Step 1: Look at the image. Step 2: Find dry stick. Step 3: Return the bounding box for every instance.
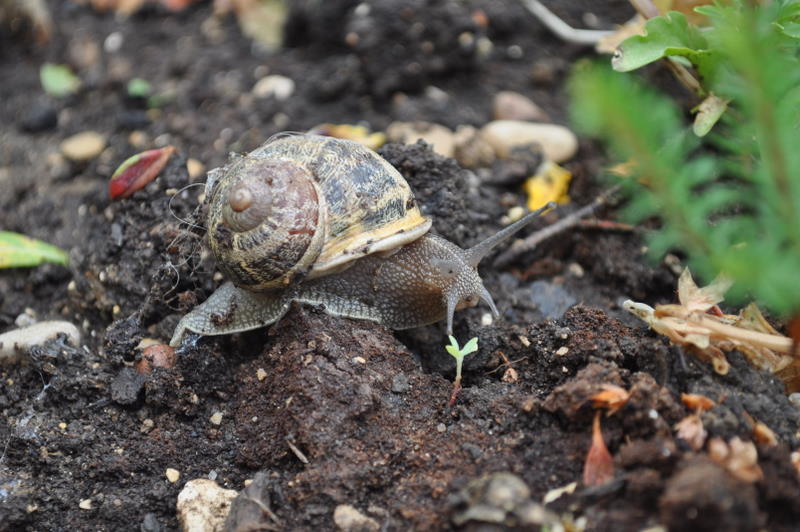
[520,0,613,45]
[493,188,619,269]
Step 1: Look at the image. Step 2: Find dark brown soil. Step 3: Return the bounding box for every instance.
[1,1,799,531]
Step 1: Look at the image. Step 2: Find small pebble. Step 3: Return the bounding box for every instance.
[391,374,410,393]
[20,104,58,133]
[177,479,237,532]
[141,419,154,433]
[453,124,495,168]
[333,504,380,532]
[789,393,800,407]
[186,158,206,180]
[567,262,585,278]
[166,468,181,483]
[437,423,447,433]
[493,91,549,122]
[555,346,569,356]
[210,412,223,425]
[14,309,37,328]
[79,499,93,510]
[252,75,295,101]
[481,313,493,326]
[140,513,162,532]
[60,131,106,162]
[480,120,578,163]
[104,32,123,53]
[256,368,267,381]
[0,321,80,363]
[386,121,455,158]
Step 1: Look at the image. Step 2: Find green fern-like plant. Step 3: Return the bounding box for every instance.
[569,1,800,315]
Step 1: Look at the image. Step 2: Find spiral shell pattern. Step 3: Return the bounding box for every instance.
[206,135,431,291]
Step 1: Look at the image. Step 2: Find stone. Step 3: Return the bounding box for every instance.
[480,120,578,163]
[333,504,380,532]
[60,131,106,162]
[386,121,455,158]
[492,91,549,122]
[177,479,237,532]
[252,75,295,101]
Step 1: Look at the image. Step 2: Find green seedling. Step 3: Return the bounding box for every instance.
[446,335,478,406]
[0,231,68,268]
[40,63,80,98]
[127,78,152,98]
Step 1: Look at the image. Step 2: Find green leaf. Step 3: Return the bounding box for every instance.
[0,231,69,268]
[40,63,80,97]
[127,78,152,98]
[445,335,461,358]
[612,12,718,81]
[461,337,479,356]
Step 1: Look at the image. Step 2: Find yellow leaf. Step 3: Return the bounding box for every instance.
[523,161,571,211]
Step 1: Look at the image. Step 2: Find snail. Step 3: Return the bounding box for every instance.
[169,135,550,347]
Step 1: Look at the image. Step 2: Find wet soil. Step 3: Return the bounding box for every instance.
[1,1,799,531]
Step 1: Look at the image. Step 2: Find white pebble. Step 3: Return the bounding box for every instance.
[104,32,123,53]
[480,120,578,163]
[386,121,455,158]
[177,479,237,532]
[333,504,380,532]
[0,321,80,363]
[252,75,295,101]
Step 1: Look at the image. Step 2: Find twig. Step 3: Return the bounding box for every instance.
[493,187,619,268]
[285,438,309,464]
[520,0,614,45]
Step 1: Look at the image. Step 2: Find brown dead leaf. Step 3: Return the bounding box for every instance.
[583,412,614,487]
[777,358,800,394]
[680,393,715,412]
[590,384,630,415]
[625,269,797,387]
[595,15,646,54]
[675,413,706,451]
[677,268,732,314]
[752,421,778,447]
[707,437,763,483]
[653,0,714,26]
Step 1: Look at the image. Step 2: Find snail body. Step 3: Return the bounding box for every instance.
[170,135,547,347]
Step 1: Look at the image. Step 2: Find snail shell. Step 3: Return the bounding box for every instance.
[207,135,432,292]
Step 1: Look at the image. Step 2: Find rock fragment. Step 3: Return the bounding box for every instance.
[177,479,237,532]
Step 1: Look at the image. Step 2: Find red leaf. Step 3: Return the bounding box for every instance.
[109,146,176,200]
[583,411,614,486]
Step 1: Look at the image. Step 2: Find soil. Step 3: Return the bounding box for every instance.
[1,1,799,531]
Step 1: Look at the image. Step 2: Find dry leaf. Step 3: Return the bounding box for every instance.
[590,384,630,415]
[523,161,571,211]
[653,0,713,26]
[680,393,715,412]
[676,268,732,314]
[752,421,778,447]
[308,124,386,151]
[675,413,706,450]
[625,269,796,385]
[595,15,646,54]
[542,481,577,504]
[707,437,763,483]
[583,412,614,486]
